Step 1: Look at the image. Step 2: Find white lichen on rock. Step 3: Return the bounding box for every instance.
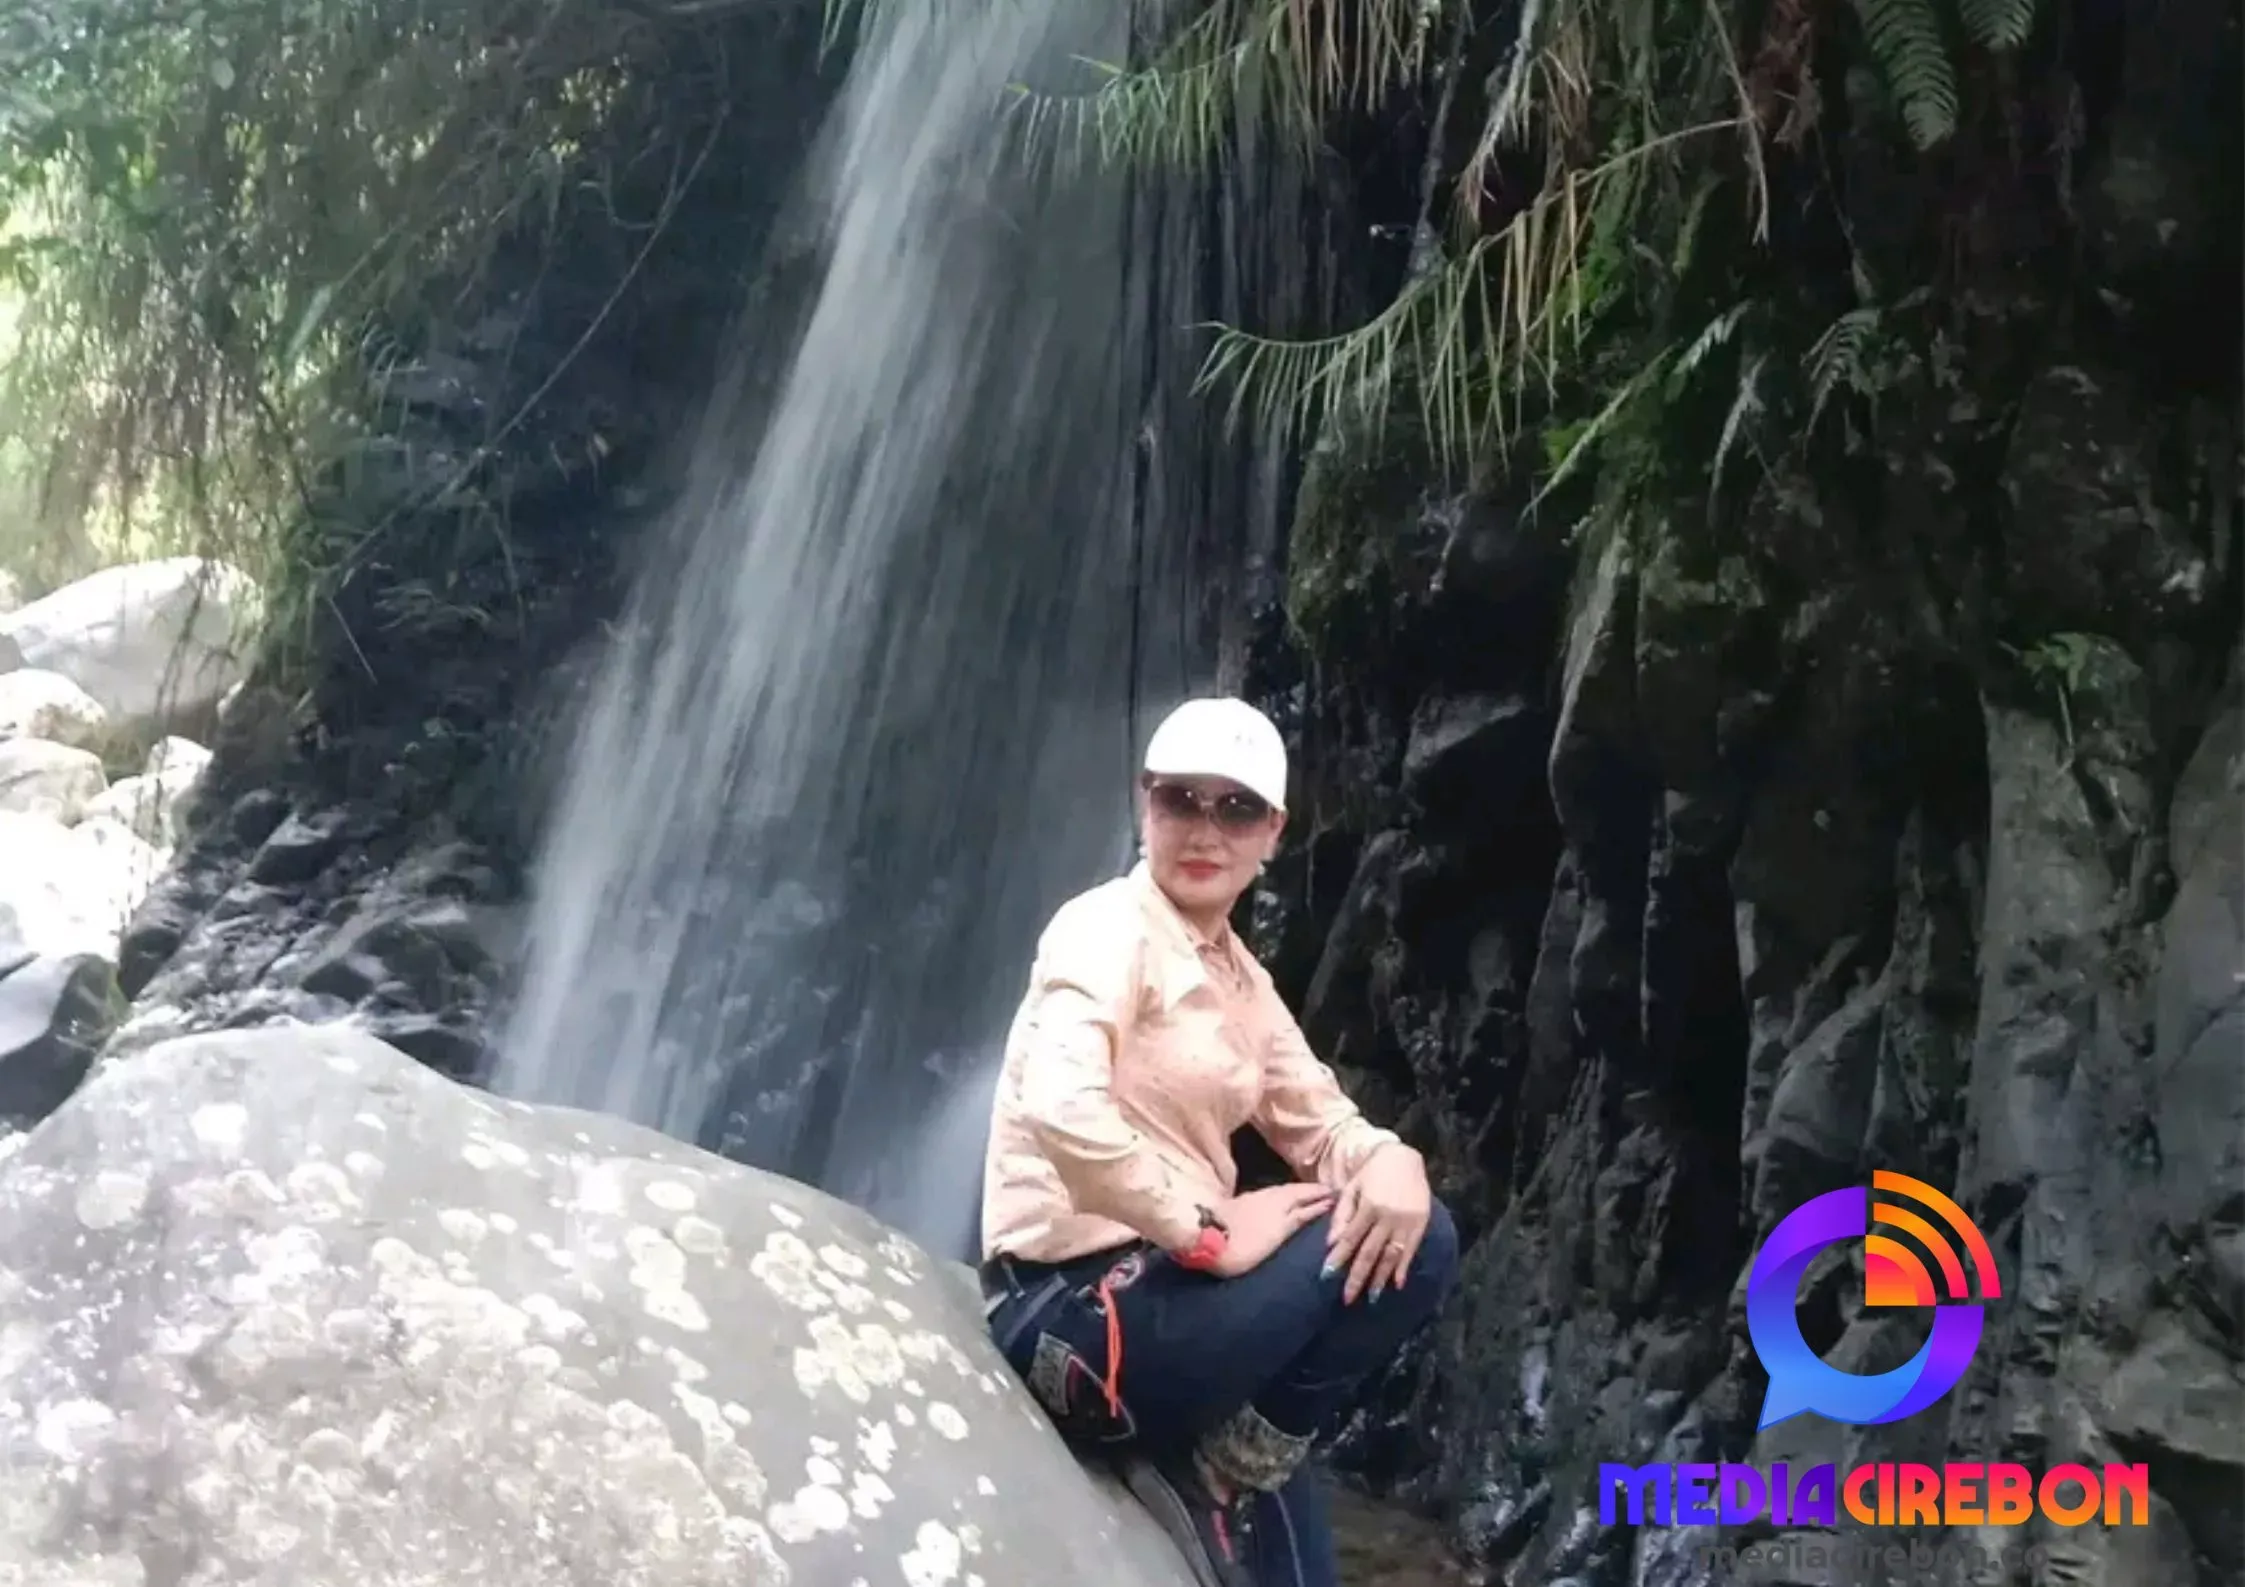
[901,1518,965,1587]
[71,1170,147,1230]
[858,1417,898,1472]
[190,1101,247,1151]
[645,1178,699,1214]
[673,1214,728,1257]
[751,1230,832,1313]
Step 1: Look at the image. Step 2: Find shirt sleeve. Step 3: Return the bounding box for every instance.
[1253,992,1403,1189]
[1011,905,1209,1252]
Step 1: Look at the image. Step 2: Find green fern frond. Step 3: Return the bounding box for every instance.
[1852,0,1959,148]
[1709,350,1766,507]
[1527,345,1673,514]
[1527,298,1755,523]
[1957,0,2040,50]
[1668,300,1750,389]
[1803,284,1931,432]
[1806,305,1882,429]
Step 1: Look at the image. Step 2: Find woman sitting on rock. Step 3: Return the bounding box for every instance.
[978,695,1460,1587]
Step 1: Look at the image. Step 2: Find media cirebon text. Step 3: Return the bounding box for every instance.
[1599,1460,2150,1529]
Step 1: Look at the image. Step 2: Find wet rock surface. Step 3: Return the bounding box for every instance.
[111,823,520,1084]
[0,911,115,1133]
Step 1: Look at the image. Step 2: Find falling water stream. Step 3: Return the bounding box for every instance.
[490,0,1304,1259]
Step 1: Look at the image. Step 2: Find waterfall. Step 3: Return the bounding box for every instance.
[489,0,1306,1260]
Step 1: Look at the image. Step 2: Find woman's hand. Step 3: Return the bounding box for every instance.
[1325,1144,1431,1303]
[1206,1183,1335,1277]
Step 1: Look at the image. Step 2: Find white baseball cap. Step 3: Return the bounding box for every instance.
[1141,696,1288,812]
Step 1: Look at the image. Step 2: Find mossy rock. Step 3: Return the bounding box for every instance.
[1284,411,1446,660]
[1636,516,1767,642]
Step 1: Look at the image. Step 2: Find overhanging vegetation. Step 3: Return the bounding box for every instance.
[0,0,818,672]
[978,0,2234,671]
[4,0,2234,692]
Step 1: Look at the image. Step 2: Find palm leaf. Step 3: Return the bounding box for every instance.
[1006,0,1438,177]
[1197,118,1737,475]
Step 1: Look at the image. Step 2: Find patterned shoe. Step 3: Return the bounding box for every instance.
[1119,1449,1254,1587]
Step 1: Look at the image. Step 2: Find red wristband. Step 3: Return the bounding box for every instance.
[1174,1225,1226,1270]
[1173,1208,1228,1271]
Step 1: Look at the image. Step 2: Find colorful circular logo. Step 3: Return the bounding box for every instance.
[1745,1170,2001,1429]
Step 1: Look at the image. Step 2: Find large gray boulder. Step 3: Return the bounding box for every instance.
[0,669,107,751]
[0,557,256,732]
[0,1024,1198,1586]
[0,809,167,963]
[0,738,106,824]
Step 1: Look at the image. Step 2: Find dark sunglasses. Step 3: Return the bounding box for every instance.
[1146,781,1272,831]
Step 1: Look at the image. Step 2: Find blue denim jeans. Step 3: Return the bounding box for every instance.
[985,1199,1461,1587]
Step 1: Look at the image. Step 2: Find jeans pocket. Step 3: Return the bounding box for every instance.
[1024,1327,1137,1446]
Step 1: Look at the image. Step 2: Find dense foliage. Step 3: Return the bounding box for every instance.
[2,0,2234,694]
[983,0,2236,681]
[0,0,816,667]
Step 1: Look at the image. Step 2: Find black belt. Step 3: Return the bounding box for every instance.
[978,1242,1138,1316]
[978,1254,1072,1356]
[979,1244,1120,1297]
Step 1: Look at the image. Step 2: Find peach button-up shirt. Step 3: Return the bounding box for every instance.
[979,862,1401,1264]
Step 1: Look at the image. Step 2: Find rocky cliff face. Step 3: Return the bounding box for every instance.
[1248,0,2244,1577]
[1259,537,2239,1581]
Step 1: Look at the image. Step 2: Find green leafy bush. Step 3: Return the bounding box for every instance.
[0,0,769,658]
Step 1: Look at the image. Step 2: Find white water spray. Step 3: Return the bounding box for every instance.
[491,0,1307,1260]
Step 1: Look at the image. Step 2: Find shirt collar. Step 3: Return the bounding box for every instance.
[1129,860,1247,1001]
